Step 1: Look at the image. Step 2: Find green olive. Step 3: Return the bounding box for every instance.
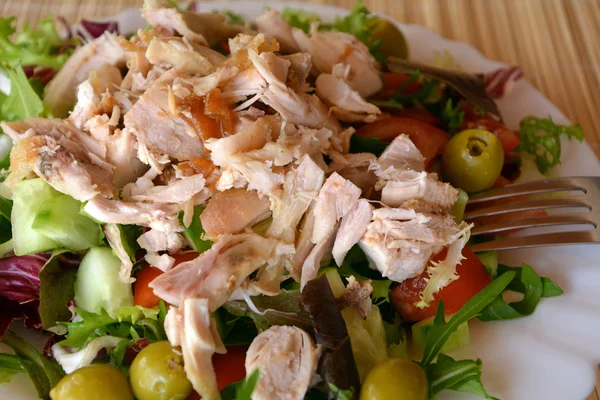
[360,358,428,400]
[369,19,409,59]
[49,364,133,400]
[129,341,193,400]
[442,129,504,193]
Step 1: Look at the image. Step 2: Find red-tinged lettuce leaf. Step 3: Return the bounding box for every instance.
[0,254,49,303]
[483,66,524,99]
[300,276,360,399]
[76,19,119,41]
[0,298,42,338]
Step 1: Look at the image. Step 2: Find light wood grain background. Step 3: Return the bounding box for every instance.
[2,0,600,398]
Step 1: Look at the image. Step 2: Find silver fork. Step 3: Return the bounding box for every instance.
[464,176,600,252]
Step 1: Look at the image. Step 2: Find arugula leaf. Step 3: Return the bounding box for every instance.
[327,382,355,400]
[420,270,516,365]
[1,64,44,121]
[213,308,259,346]
[38,250,78,329]
[478,264,563,321]
[425,354,498,399]
[475,251,498,279]
[441,98,464,135]
[0,330,64,399]
[221,369,260,400]
[0,353,25,384]
[349,134,389,157]
[0,17,72,70]
[519,115,584,174]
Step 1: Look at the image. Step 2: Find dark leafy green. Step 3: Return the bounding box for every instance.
[38,251,78,329]
[0,330,64,399]
[519,116,584,174]
[478,264,563,321]
[0,353,25,384]
[221,369,259,400]
[425,354,497,400]
[419,270,516,365]
[214,308,259,346]
[349,135,389,157]
[441,98,464,135]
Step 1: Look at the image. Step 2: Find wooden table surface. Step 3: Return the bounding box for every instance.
[2,0,600,398]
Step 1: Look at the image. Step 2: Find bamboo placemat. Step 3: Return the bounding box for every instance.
[2,0,600,398]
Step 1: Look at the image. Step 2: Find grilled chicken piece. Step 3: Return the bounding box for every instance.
[328,152,377,196]
[255,10,300,54]
[300,220,338,289]
[83,196,181,226]
[375,134,425,176]
[245,326,320,400]
[69,65,123,129]
[337,276,373,318]
[124,83,205,162]
[44,33,126,117]
[145,36,226,75]
[247,49,340,131]
[200,188,271,239]
[176,64,240,98]
[359,208,467,282]
[311,173,362,244]
[137,228,186,254]
[142,0,244,46]
[106,128,148,188]
[165,298,225,400]
[150,233,279,308]
[316,64,381,123]
[131,174,205,203]
[292,29,383,98]
[332,199,374,266]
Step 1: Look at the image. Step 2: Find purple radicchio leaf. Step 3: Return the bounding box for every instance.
[0,254,50,303]
[76,19,119,42]
[484,66,524,99]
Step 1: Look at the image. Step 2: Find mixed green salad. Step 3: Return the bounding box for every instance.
[0,1,585,400]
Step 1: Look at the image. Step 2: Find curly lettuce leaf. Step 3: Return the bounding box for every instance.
[53,335,125,374]
[415,224,471,308]
[281,8,322,33]
[519,115,584,174]
[1,63,44,121]
[0,16,72,70]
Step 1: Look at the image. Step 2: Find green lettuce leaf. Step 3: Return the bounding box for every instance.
[425,354,497,400]
[0,16,72,69]
[281,8,322,33]
[349,134,389,157]
[1,63,44,121]
[519,115,584,174]
[38,251,78,329]
[221,369,260,400]
[0,353,25,384]
[441,98,464,135]
[478,264,563,321]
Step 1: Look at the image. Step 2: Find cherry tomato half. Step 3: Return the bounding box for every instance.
[391,247,491,322]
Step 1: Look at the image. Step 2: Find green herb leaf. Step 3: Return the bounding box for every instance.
[420,270,516,365]
[478,264,563,321]
[221,369,260,400]
[327,382,355,400]
[425,354,498,399]
[0,330,64,399]
[0,353,25,384]
[281,8,322,33]
[519,115,584,174]
[1,64,44,121]
[349,135,389,157]
[441,98,464,135]
[38,250,78,329]
[180,205,213,253]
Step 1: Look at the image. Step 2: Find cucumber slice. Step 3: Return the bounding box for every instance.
[412,314,471,356]
[74,247,134,317]
[318,267,346,298]
[32,194,101,251]
[11,178,60,255]
[179,205,212,253]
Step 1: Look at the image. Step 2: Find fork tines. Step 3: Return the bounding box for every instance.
[464,176,600,252]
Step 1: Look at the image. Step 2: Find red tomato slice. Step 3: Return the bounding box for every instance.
[356,117,450,166]
[378,72,421,99]
[391,247,491,322]
[392,107,442,127]
[213,346,248,391]
[133,266,163,308]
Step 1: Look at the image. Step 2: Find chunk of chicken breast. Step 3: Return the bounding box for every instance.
[150,233,279,308]
[200,188,271,239]
[245,326,320,400]
[359,208,469,282]
[124,83,205,161]
[375,134,425,176]
[44,33,126,117]
[332,199,374,266]
[292,29,382,98]
[83,196,181,226]
[328,152,377,196]
[255,10,300,54]
[145,36,226,75]
[131,174,206,203]
[165,298,225,400]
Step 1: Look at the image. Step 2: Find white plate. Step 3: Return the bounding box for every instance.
[3,2,600,399]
